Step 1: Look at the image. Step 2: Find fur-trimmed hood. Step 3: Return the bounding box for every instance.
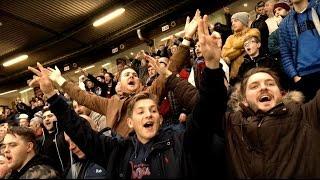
[227,89,305,112]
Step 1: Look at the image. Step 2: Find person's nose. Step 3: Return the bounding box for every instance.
[144,110,152,118]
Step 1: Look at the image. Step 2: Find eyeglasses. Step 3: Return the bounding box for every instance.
[243,40,258,47]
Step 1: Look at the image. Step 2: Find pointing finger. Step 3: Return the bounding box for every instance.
[28,66,42,77]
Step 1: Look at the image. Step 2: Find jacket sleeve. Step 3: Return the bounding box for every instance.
[61,81,109,115]
[148,44,190,96]
[146,74,166,101]
[278,21,298,79]
[221,36,243,63]
[87,73,107,89]
[168,45,191,74]
[47,94,121,168]
[225,13,232,30]
[301,89,320,127]
[190,67,227,137]
[183,67,228,177]
[166,74,199,112]
[268,30,280,56]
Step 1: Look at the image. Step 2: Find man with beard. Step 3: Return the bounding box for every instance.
[26,19,229,177]
[165,14,320,178]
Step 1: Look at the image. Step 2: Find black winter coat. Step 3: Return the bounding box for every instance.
[47,68,228,178]
[8,155,59,179]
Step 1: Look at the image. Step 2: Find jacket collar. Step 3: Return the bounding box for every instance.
[9,155,48,178]
[234,27,250,37]
[129,127,174,161]
[240,102,288,118]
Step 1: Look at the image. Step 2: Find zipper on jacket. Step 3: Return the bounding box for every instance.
[257,118,264,127]
[144,138,171,163]
[54,121,65,172]
[257,117,265,176]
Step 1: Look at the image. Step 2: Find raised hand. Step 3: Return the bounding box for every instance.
[46,66,62,82]
[144,54,172,78]
[184,9,201,39]
[197,15,221,69]
[224,7,230,14]
[28,63,55,96]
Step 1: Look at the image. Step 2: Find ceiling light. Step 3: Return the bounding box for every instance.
[3,54,28,67]
[243,3,248,7]
[102,63,110,67]
[0,90,18,96]
[19,88,33,94]
[93,8,125,27]
[75,65,95,73]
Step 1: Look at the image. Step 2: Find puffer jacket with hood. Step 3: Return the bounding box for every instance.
[166,66,320,178]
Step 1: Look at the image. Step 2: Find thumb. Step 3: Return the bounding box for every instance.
[185,16,190,26]
[55,66,60,73]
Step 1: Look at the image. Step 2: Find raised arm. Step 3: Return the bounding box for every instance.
[168,9,200,74]
[184,15,228,178]
[302,89,320,127]
[47,94,117,167]
[45,65,110,115]
[87,73,107,89]
[28,63,119,168]
[190,14,227,133]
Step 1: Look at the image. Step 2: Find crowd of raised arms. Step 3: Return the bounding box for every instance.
[0,0,320,178]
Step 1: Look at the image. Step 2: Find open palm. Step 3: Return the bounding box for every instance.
[198,15,221,69]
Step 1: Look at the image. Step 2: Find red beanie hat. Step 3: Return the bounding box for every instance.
[273,1,291,14]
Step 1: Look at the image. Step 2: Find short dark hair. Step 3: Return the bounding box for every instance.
[116,58,127,65]
[126,92,158,117]
[240,67,282,98]
[42,106,50,114]
[256,1,265,8]
[6,126,36,150]
[96,75,105,80]
[105,72,114,80]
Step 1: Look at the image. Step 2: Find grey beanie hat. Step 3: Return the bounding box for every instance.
[231,12,250,26]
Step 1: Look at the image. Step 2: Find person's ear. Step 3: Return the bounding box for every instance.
[127,117,134,129]
[242,98,249,107]
[257,42,261,49]
[159,115,163,125]
[26,142,34,153]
